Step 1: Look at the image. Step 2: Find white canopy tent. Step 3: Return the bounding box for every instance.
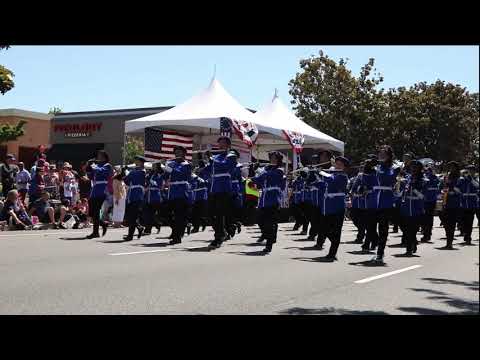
[124,78,343,166]
[252,91,344,153]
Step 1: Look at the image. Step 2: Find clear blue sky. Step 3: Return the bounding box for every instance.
[1,46,478,113]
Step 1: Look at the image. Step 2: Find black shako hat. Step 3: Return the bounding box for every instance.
[173,145,187,153]
[335,156,350,166]
[134,155,147,163]
[268,151,284,161]
[217,136,232,145]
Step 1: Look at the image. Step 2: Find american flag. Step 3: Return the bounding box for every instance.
[219,117,233,138]
[144,128,193,161]
[230,118,258,147]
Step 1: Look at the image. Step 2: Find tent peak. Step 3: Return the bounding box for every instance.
[273,88,279,101]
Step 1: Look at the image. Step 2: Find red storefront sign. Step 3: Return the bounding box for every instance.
[54,123,103,133]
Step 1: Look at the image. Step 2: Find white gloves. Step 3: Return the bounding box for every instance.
[164,164,173,173]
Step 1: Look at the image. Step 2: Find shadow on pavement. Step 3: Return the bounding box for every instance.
[348,260,387,267]
[278,307,389,315]
[184,246,213,252]
[392,253,421,258]
[456,242,478,247]
[99,239,134,244]
[434,247,460,251]
[400,278,480,314]
[60,236,89,240]
[291,256,336,263]
[293,238,314,242]
[347,250,375,255]
[134,242,170,247]
[285,233,307,237]
[343,240,364,245]
[388,243,406,248]
[284,246,323,251]
[228,250,267,256]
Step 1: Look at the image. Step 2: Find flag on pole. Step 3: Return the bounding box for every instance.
[283,130,305,154]
[144,128,193,161]
[230,118,258,147]
[219,117,233,138]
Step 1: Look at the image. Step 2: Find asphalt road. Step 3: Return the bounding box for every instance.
[0,218,478,315]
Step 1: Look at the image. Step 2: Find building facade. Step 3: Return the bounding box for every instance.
[0,109,52,168]
[49,106,173,169]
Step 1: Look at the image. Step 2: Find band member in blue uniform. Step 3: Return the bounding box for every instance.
[371,145,401,262]
[460,165,479,245]
[190,170,208,233]
[143,162,164,235]
[360,158,382,253]
[291,175,306,231]
[86,150,113,239]
[317,156,349,261]
[123,155,147,241]
[392,170,408,246]
[421,163,440,243]
[163,146,192,245]
[349,163,367,244]
[229,149,244,237]
[202,137,237,249]
[400,160,428,256]
[251,151,287,253]
[440,161,463,250]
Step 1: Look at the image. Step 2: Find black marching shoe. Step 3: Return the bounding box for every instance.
[123,235,134,241]
[208,240,221,249]
[169,238,181,245]
[236,223,242,234]
[405,251,413,257]
[86,232,100,239]
[101,222,108,237]
[136,226,144,239]
[292,225,300,231]
[257,236,265,243]
[300,230,308,235]
[262,245,272,254]
[323,254,337,262]
[201,224,206,232]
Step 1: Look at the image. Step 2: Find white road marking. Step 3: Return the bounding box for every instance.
[109,249,172,256]
[354,265,423,284]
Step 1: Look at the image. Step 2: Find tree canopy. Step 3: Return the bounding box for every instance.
[289,51,479,167]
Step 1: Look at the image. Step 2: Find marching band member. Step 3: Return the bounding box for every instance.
[228,149,244,238]
[356,158,381,253]
[349,163,367,244]
[400,160,428,256]
[163,146,192,245]
[142,162,164,235]
[123,155,147,241]
[392,170,407,246]
[370,145,401,263]
[190,169,208,233]
[316,156,349,261]
[460,165,479,245]
[440,161,463,250]
[421,163,440,243]
[291,174,306,231]
[203,136,237,249]
[86,150,113,239]
[251,151,287,253]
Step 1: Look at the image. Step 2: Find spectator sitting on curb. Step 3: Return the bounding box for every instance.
[28,191,58,229]
[0,190,31,230]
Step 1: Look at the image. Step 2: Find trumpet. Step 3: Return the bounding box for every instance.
[289,160,333,174]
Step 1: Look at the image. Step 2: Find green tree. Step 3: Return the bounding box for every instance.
[289,51,479,165]
[123,135,144,165]
[0,120,27,144]
[0,46,14,95]
[288,51,385,163]
[48,107,63,115]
